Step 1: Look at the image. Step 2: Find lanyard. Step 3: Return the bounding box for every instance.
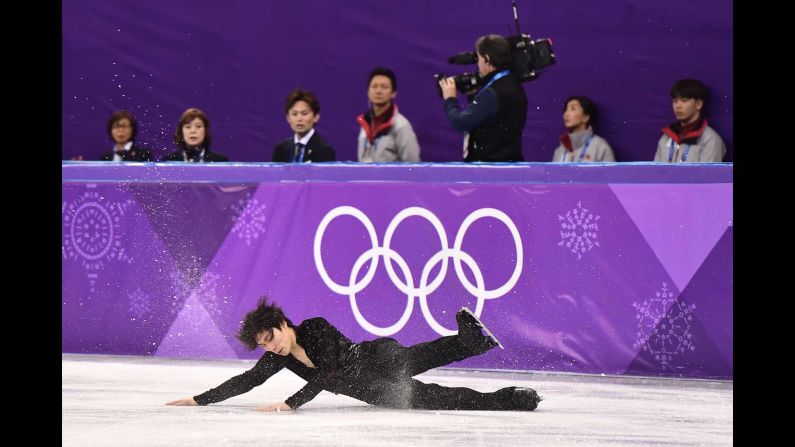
[475,70,510,99]
[561,135,593,162]
[668,139,691,163]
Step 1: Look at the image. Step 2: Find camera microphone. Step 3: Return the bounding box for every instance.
[447,51,478,65]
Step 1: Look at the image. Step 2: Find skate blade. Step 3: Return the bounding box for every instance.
[461,307,504,349]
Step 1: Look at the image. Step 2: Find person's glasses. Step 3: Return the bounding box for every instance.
[112,124,132,130]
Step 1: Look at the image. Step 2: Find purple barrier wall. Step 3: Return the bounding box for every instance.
[62,162,733,379]
[62,0,733,163]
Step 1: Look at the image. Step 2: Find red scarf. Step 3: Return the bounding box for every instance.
[356,103,397,144]
[662,118,708,145]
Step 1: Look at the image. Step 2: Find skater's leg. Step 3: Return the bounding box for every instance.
[360,336,472,378]
[361,309,502,379]
[406,379,541,411]
[401,336,473,377]
[345,375,541,411]
[400,309,502,376]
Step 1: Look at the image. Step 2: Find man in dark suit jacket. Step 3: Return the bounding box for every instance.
[272,89,336,163]
[272,132,335,163]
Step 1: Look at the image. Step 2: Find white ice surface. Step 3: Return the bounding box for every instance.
[63,354,732,446]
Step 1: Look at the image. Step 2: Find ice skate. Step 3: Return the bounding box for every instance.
[511,386,542,411]
[456,307,504,351]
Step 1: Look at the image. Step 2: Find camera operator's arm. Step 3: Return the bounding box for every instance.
[439,78,499,132]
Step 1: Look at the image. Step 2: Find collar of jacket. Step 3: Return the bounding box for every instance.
[662,117,708,145]
[560,127,595,152]
[356,103,397,144]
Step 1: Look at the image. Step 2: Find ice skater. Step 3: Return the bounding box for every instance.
[166,298,542,412]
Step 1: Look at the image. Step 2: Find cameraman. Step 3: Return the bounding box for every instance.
[439,35,528,162]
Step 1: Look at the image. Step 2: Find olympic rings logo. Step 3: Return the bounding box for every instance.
[313,206,523,336]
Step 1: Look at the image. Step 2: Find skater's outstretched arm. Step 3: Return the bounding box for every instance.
[165,354,284,406]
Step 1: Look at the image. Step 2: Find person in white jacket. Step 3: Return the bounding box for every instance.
[356,67,421,162]
[653,79,726,163]
[552,96,615,162]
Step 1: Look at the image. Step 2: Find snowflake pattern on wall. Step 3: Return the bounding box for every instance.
[168,257,231,335]
[62,186,135,292]
[230,194,267,245]
[558,201,601,260]
[632,282,697,370]
[128,287,150,321]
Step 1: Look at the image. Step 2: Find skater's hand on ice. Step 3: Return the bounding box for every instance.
[255,401,292,412]
[166,398,198,406]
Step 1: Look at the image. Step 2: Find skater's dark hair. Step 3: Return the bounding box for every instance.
[236,297,295,351]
